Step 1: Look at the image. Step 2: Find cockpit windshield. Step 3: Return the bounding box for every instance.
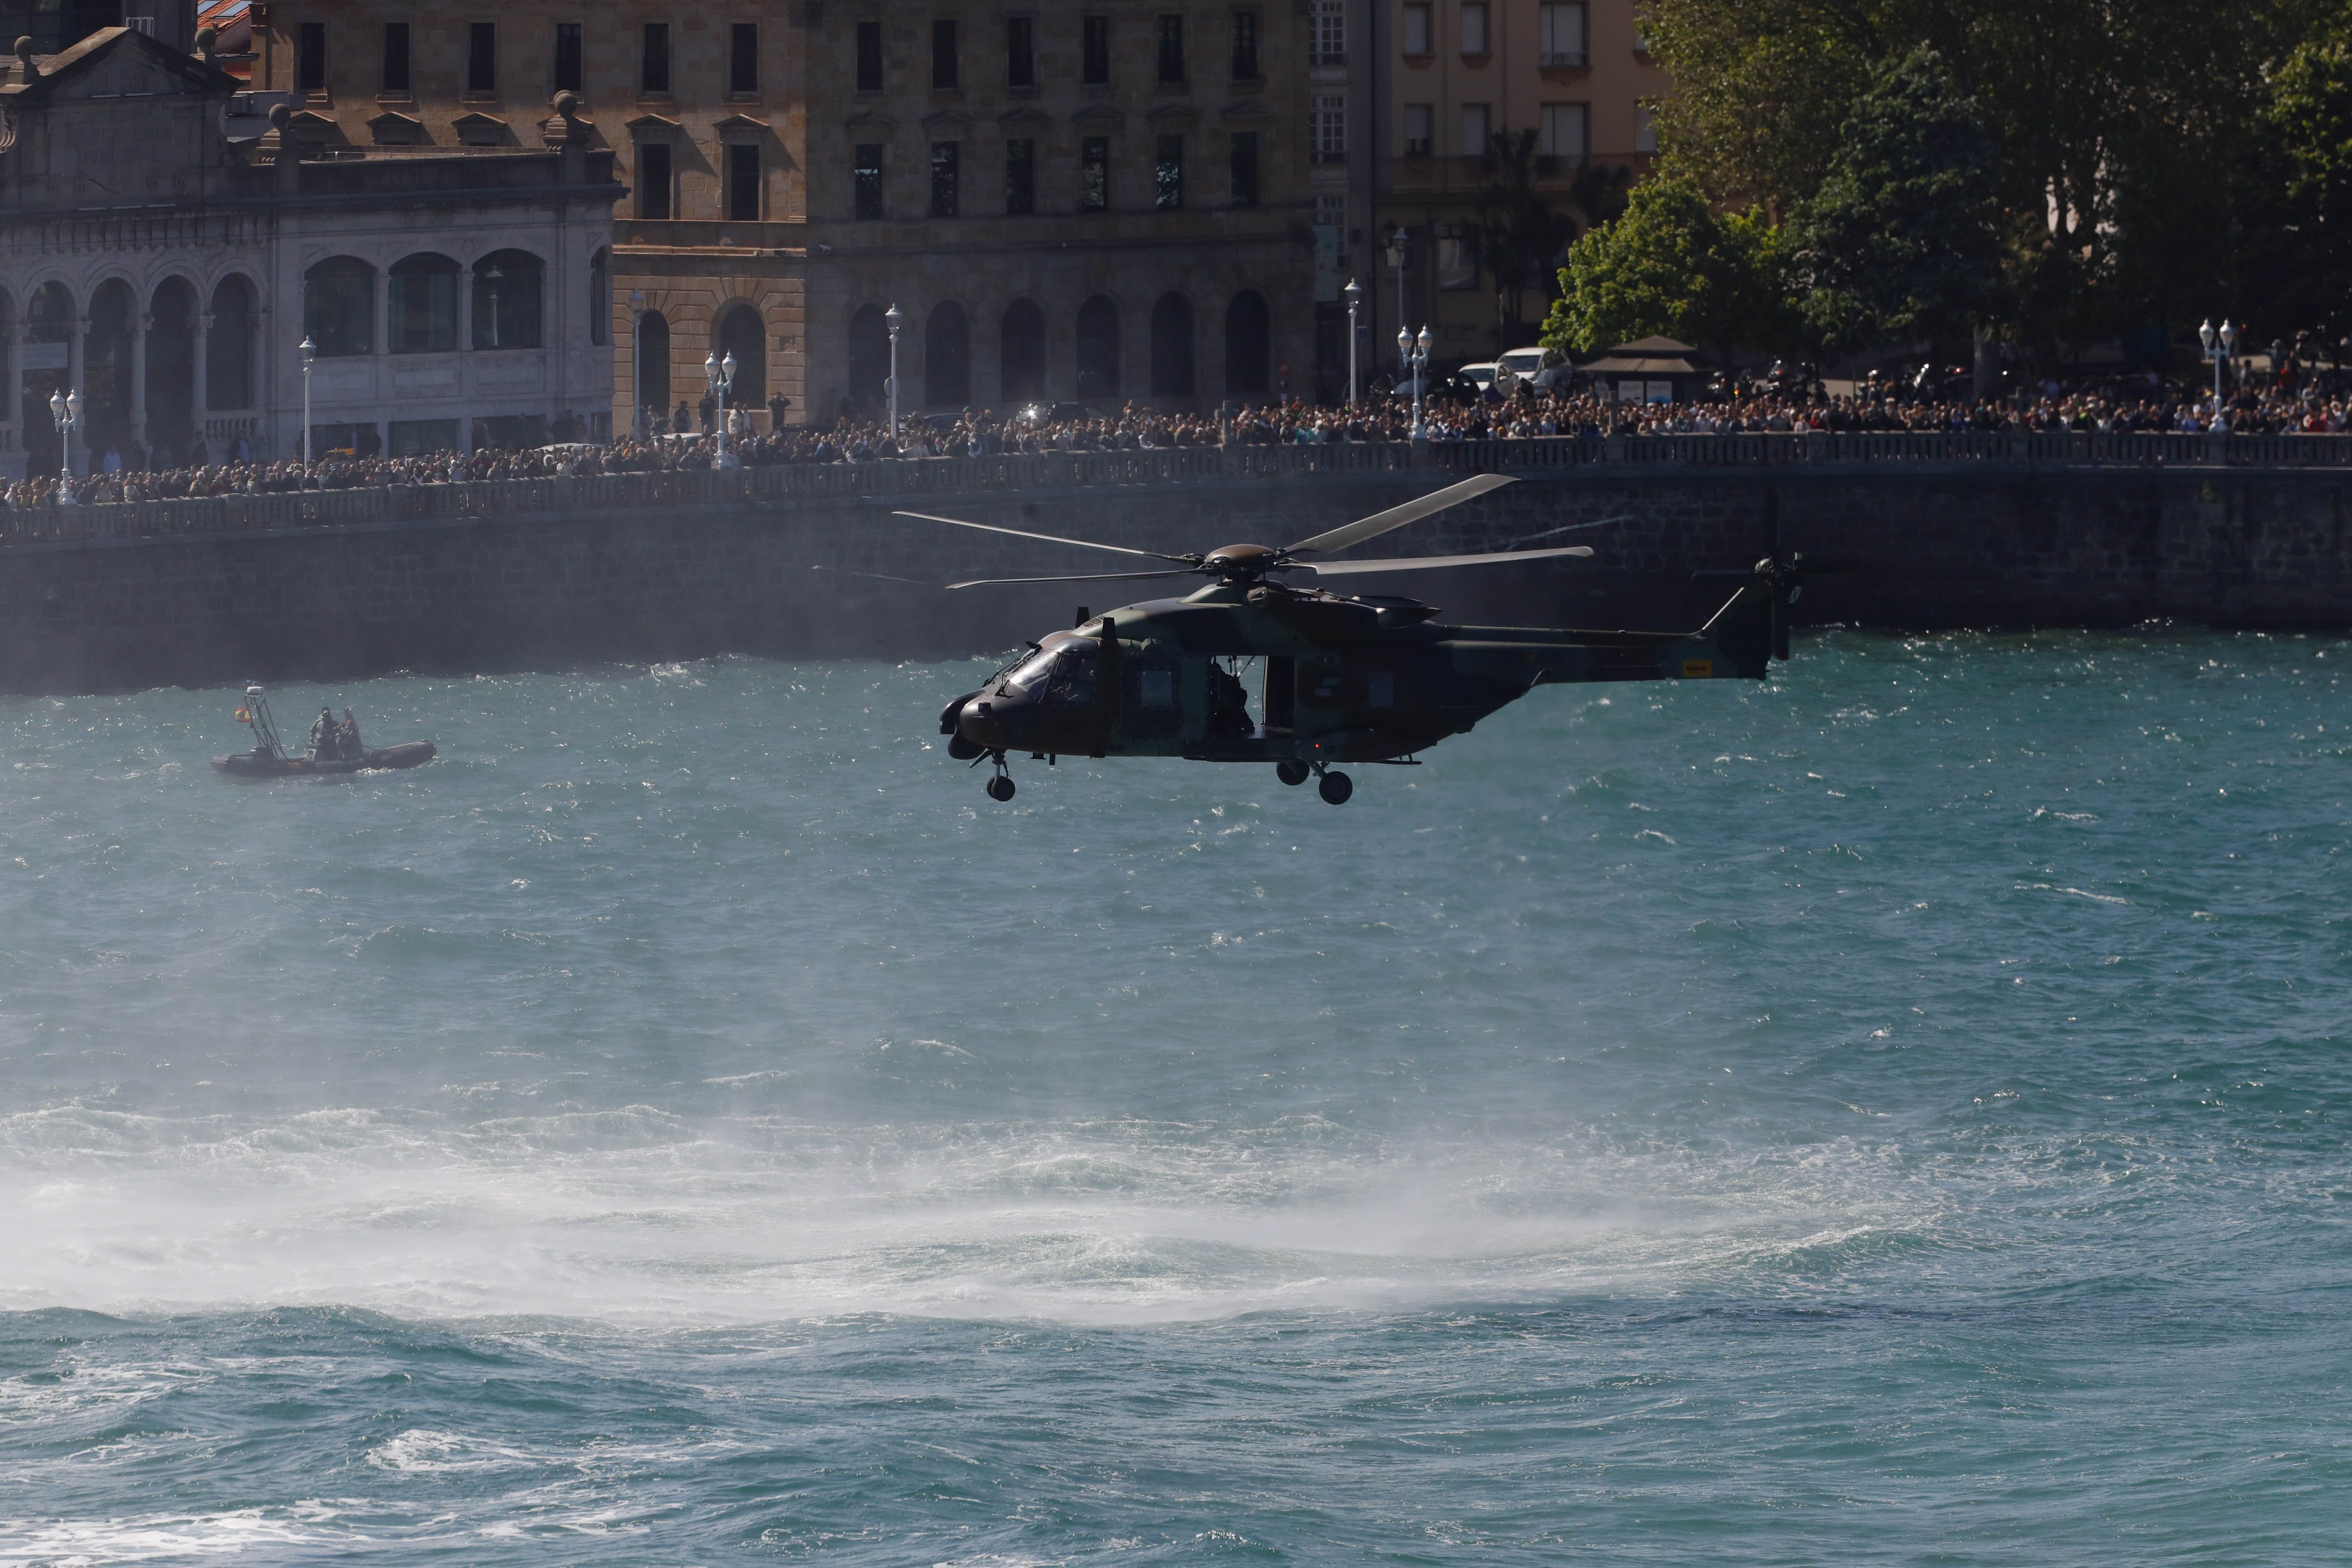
[1005,641,1098,706]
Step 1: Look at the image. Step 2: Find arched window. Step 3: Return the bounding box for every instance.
[589,248,612,347]
[1000,299,1046,404]
[636,309,671,417]
[716,303,766,410]
[388,253,460,354]
[303,256,375,357]
[85,280,137,456]
[1224,290,1270,395]
[1075,295,1120,399]
[1149,292,1195,397]
[925,301,970,407]
[847,304,889,410]
[208,275,257,409]
[146,277,200,460]
[472,249,544,350]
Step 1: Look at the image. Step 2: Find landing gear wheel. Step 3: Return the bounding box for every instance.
[986,774,1017,802]
[1318,770,1353,805]
[1276,759,1310,787]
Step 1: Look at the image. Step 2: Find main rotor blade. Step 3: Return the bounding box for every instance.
[1283,474,1518,557]
[1299,544,1594,577]
[893,510,1196,564]
[944,569,1201,591]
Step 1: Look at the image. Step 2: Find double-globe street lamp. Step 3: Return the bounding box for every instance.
[2199,319,2238,418]
[705,349,741,468]
[1396,325,1433,440]
[884,302,903,444]
[299,334,316,466]
[48,388,82,499]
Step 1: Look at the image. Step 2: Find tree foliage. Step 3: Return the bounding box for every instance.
[1789,48,2001,350]
[1540,177,1800,358]
[1474,130,1584,336]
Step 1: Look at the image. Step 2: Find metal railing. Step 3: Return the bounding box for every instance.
[5,433,2349,548]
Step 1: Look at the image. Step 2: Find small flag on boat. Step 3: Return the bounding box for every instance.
[235,708,251,722]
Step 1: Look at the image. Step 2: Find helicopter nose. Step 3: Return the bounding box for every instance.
[957,694,1018,752]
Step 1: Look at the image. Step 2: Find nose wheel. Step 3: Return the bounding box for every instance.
[1275,759,1310,787]
[984,753,1016,802]
[1312,762,1352,805]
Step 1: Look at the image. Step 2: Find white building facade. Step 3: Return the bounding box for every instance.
[0,26,620,480]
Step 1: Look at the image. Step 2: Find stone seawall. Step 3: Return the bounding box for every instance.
[3,460,2349,693]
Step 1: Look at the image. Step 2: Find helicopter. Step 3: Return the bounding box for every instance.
[916,478,1846,803]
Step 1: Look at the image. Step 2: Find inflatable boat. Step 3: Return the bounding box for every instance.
[210,686,436,779]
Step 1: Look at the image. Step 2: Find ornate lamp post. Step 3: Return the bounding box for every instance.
[298,334,316,465]
[2199,318,2236,417]
[1342,278,1362,406]
[884,302,903,443]
[706,349,740,468]
[1397,325,1432,439]
[1385,229,1409,383]
[48,388,82,498]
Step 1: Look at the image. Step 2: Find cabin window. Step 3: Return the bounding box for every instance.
[1008,643,1097,705]
[1368,670,1395,708]
[1139,669,1175,708]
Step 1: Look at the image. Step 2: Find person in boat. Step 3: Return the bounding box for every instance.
[339,707,364,759]
[308,706,347,762]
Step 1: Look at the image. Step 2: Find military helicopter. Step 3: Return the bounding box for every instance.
[916,478,1843,803]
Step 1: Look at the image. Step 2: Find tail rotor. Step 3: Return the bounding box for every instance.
[1692,489,1858,663]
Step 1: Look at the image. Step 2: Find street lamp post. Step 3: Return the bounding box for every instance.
[1342,278,1362,407]
[298,334,316,466]
[48,389,82,499]
[1398,325,1432,439]
[884,302,903,444]
[2198,318,2236,418]
[706,349,740,468]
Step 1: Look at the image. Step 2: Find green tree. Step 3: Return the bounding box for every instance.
[1789,47,2001,351]
[1540,176,1801,359]
[2255,29,2352,344]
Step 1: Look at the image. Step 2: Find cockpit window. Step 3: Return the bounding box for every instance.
[1005,642,1098,706]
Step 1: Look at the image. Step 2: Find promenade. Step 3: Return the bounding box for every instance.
[6,432,2351,549]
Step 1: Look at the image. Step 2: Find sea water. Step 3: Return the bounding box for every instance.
[1,633,2346,1564]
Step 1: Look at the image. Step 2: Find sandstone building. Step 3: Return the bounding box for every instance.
[252,1,1321,427]
[1,26,619,477]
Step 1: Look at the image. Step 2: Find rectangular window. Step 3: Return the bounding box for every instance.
[1539,2,1585,66]
[637,141,672,219]
[1005,136,1035,214]
[1459,101,1490,156]
[856,19,884,90]
[1540,102,1587,162]
[1229,130,1258,205]
[467,22,496,95]
[1402,2,1431,55]
[930,140,960,216]
[1156,14,1184,83]
[728,143,761,220]
[1082,15,1110,83]
[1403,103,1432,156]
[641,22,670,93]
[1155,134,1183,208]
[552,22,581,93]
[381,21,409,93]
[1635,103,1658,154]
[854,142,884,218]
[1460,2,1489,55]
[1006,16,1034,87]
[1080,135,1109,211]
[730,22,758,94]
[1311,0,1343,65]
[932,18,958,89]
[296,20,325,93]
[1230,11,1257,78]
[1313,95,1346,163]
[1438,226,1478,289]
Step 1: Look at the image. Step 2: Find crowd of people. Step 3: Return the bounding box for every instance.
[6,375,2350,512]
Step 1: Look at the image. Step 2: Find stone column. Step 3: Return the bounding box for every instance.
[130,313,151,457]
[1,312,17,455]
[191,312,212,445]
[66,315,87,475]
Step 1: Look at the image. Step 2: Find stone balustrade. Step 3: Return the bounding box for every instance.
[5,431,2351,548]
